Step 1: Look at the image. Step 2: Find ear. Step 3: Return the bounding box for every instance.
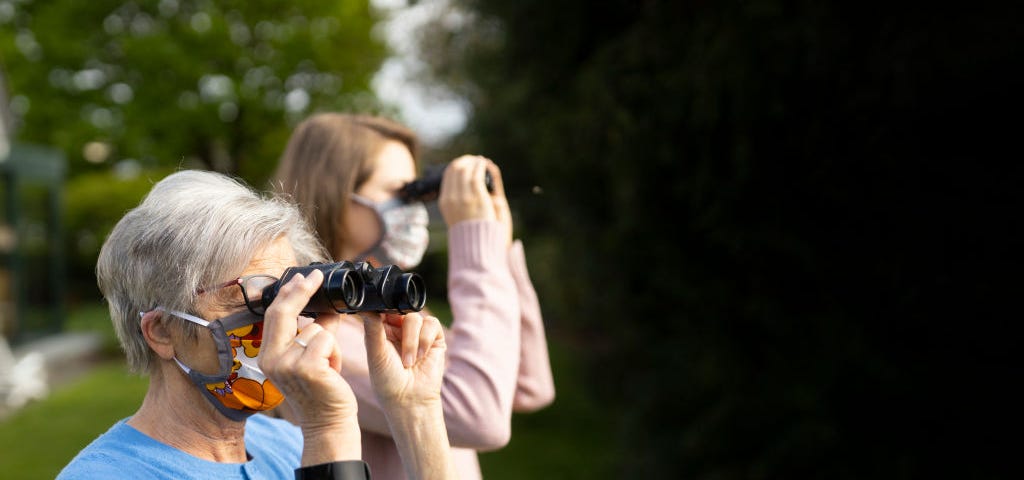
[140,310,176,360]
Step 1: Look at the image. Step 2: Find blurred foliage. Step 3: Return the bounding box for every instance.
[62,301,120,355]
[0,0,397,304]
[415,0,1020,478]
[62,167,175,302]
[478,335,620,479]
[0,0,1018,477]
[0,0,388,185]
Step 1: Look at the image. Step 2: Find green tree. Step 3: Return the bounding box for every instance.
[0,0,391,302]
[0,0,387,183]
[416,1,1019,478]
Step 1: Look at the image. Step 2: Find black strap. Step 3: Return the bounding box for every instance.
[294,460,371,480]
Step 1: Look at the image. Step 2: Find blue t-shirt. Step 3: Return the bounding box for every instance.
[56,414,303,479]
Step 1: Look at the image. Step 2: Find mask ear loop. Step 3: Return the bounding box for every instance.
[150,307,234,382]
[155,308,265,422]
[138,308,206,369]
[152,307,210,326]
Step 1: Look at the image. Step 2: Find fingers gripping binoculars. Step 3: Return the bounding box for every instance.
[398,162,494,203]
[262,261,426,315]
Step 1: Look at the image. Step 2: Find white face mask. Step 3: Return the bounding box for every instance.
[351,194,430,269]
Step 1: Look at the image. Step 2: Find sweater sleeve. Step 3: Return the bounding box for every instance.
[439,220,522,450]
[507,240,556,412]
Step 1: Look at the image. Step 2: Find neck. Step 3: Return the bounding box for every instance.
[128,362,248,463]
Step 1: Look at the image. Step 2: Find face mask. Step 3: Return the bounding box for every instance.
[352,194,430,269]
[149,307,284,421]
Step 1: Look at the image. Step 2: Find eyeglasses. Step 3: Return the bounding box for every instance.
[197,274,279,316]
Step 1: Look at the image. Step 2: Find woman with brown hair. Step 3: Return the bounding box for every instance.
[270,113,555,480]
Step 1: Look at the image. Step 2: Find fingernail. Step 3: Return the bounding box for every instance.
[404,354,414,367]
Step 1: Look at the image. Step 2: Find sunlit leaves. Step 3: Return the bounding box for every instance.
[0,0,387,183]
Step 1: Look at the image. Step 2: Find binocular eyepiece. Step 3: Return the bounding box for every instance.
[261,261,426,315]
[399,162,494,203]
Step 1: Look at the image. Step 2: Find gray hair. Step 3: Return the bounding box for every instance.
[96,170,329,374]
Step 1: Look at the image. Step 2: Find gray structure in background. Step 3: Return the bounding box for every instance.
[1,143,67,342]
[0,65,67,343]
[0,66,92,418]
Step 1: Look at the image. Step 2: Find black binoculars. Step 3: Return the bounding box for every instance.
[261,261,426,315]
[399,162,494,203]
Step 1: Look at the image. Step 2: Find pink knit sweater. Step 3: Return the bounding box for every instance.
[335,220,556,480]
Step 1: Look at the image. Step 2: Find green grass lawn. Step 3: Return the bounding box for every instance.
[1,304,616,479]
[0,361,147,479]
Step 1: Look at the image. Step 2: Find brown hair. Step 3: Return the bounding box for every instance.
[270,113,418,259]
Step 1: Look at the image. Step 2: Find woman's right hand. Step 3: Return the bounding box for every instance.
[439,155,514,247]
[258,270,358,435]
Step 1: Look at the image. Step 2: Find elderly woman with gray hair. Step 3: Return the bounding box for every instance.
[57,170,455,480]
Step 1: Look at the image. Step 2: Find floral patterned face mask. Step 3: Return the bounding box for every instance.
[351,194,430,269]
[147,307,284,421]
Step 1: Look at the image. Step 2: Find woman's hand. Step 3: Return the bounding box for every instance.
[362,312,447,408]
[363,312,456,479]
[439,155,514,248]
[258,269,357,431]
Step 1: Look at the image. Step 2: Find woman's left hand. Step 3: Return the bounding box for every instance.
[363,312,447,408]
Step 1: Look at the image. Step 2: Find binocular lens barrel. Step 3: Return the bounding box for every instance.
[401,273,426,312]
[261,261,426,315]
[399,163,494,202]
[264,262,366,314]
[381,272,425,313]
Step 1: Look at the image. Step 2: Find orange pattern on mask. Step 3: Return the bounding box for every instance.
[204,319,280,410]
[228,321,264,358]
[215,376,284,411]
